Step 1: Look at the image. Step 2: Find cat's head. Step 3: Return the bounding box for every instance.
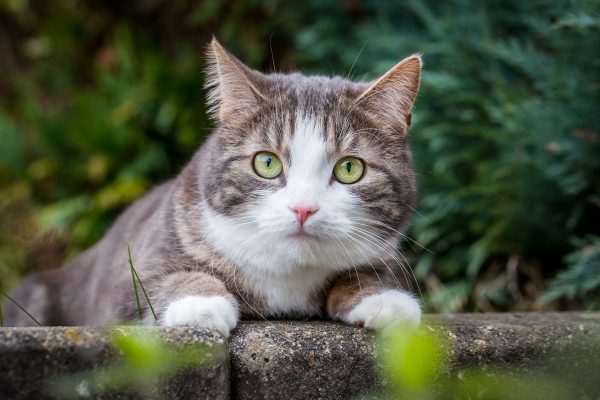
[198,38,420,275]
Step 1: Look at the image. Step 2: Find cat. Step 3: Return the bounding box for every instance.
[4,38,422,336]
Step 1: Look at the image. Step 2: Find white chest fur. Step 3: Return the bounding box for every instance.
[240,266,331,317]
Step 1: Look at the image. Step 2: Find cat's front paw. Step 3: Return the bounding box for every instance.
[163,295,239,337]
[345,290,421,330]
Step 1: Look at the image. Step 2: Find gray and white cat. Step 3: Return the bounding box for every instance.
[5,39,422,336]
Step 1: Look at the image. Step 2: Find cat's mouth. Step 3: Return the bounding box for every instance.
[288,230,318,240]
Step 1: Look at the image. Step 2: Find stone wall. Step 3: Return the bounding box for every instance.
[1,313,599,399]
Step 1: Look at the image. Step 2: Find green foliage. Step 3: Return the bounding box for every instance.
[51,329,213,399]
[542,236,600,307]
[0,0,289,290]
[0,0,598,311]
[371,324,593,400]
[286,0,600,311]
[378,326,447,396]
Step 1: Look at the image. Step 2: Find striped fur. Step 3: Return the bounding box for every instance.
[4,38,423,333]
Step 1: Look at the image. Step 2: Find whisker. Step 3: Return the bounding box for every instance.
[344,228,405,290]
[333,236,363,294]
[349,216,435,254]
[346,40,368,80]
[232,264,268,321]
[349,218,419,253]
[346,225,423,301]
[342,233,393,289]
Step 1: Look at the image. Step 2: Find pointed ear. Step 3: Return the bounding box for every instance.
[204,38,268,122]
[356,55,422,135]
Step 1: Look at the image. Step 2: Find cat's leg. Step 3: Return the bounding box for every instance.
[151,271,239,337]
[326,271,421,329]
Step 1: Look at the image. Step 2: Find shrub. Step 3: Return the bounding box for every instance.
[0,0,598,311]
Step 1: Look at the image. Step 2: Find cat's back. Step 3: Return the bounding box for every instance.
[43,179,178,325]
[108,178,176,242]
[4,178,179,326]
[83,177,178,276]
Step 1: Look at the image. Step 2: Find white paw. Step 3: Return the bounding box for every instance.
[163,295,239,337]
[345,290,421,330]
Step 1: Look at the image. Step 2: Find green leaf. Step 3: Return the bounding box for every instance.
[378,326,447,391]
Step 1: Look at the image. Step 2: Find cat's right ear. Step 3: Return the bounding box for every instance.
[204,38,268,122]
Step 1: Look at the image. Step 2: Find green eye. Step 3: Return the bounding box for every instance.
[333,156,365,184]
[253,152,283,179]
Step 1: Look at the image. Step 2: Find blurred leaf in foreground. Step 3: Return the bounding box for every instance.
[50,329,215,399]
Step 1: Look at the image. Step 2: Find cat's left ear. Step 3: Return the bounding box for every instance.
[356,55,422,136]
[204,38,269,122]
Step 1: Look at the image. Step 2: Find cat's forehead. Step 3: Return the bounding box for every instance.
[221,72,404,163]
[243,111,391,167]
[240,75,368,150]
[268,73,367,106]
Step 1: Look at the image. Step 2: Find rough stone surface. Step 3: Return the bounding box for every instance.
[231,313,600,400]
[434,313,600,399]
[230,321,383,400]
[1,313,599,400]
[431,312,600,368]
[0,326,229,400]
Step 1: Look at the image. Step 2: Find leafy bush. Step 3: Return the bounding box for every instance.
[542,236,600,307]
[0,0,598,311]
[285,0,600,311]
[0,0,286,288]
[371,322,600,400]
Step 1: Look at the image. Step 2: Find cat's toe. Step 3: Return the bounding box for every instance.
[163,295,239,337]
[345,290,421,330]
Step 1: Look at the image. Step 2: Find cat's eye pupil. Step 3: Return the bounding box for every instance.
[253,152,282,179]
[333,156,364,184]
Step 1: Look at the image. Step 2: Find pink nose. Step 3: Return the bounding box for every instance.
[290,205,319,226]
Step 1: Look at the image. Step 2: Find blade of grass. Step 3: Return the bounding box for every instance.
[127,245,157,321]
[131,263,158,321]
[128,246,143,320]
[0,289,42,326]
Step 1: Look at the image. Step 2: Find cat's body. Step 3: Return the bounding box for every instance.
[5,39,423,335]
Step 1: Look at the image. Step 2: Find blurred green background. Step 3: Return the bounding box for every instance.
[0,0,599,312]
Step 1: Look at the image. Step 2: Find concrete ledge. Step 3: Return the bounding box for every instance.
[432,313,600,368]
[0,327,229,400]
[230,313,600,399]
[1,313,599,399]
[230,321,382,400]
